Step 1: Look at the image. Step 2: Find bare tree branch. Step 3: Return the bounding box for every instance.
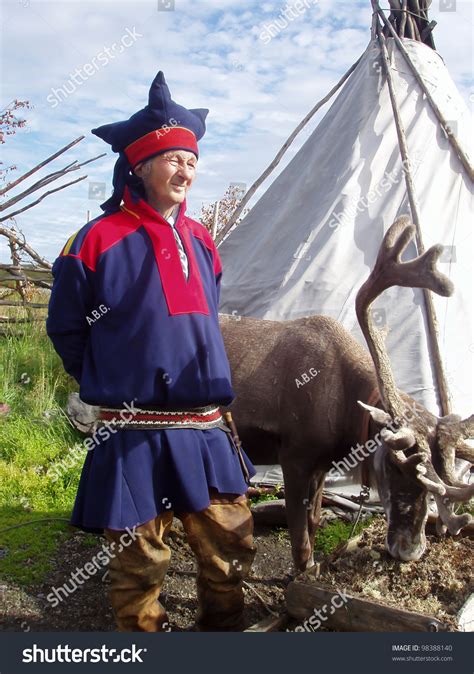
[0,225,52,268]
[0,135,86,196]
[0,175,87,222]
[0,153,105,212]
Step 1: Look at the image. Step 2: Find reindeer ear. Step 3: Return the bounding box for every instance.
[358,401,392,427]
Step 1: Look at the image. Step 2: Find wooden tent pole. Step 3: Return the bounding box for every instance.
[0,136,86,198]
[375,15,452,416]
[374,1,473,181]
[399,0,407,38]
[215,55,363,246]
[0,175,87,223]
[0,153,105,213]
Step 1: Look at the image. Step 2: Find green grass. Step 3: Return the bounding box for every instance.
[314,516,375,557]
[0,507,72,585]
[250,490,282,505]
[0,310,86,586]
[80,532,101,548]
[272,526,289,542]
[269,516,376,556]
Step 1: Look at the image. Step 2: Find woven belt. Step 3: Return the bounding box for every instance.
[97,404,230,431]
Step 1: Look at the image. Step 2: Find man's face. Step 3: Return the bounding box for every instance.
[135,150,197,209]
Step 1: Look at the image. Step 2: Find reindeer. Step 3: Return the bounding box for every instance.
[220,216,473,570]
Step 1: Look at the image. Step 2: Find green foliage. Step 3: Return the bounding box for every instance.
[272,527,289,542]
[456,500,474,517]
[314,516,375,557]
[0,317,83,585]
[80,533,101,548]
[250,491,281,505]
[0,507,72,585]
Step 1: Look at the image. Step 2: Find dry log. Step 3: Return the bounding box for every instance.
[457,594,474,632]
[0,300,48,308]
[286,568,453,631]
[0,316,44,323]
[0,276,52,283]
[251,499,287,526]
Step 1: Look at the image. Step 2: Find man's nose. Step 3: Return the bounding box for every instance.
[177,165,194,181]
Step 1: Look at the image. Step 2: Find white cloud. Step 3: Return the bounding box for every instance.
[1,0,472,262]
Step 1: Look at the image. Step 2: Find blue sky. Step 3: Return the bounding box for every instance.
[1,0,473,262]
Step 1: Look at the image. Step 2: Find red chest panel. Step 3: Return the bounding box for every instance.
[142,217,210,316]
[120,189,216,316]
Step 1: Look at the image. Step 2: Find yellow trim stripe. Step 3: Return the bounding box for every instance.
[120,205,140,220]
[62,231,78,255]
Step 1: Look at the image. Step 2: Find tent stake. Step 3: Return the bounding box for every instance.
[375,16,452,416]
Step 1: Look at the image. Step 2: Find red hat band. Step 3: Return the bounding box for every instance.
[125,127,198,168]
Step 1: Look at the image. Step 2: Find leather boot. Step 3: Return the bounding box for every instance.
[104,510,174,632]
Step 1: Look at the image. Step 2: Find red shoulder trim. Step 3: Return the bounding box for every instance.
[65,210,143,272]
[185,217,222,276]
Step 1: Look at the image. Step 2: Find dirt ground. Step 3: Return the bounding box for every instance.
[315,518,473,628]
[0,521,293,632]
[2,517,472,633]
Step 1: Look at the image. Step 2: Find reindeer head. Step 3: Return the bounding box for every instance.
[356,216,473,561]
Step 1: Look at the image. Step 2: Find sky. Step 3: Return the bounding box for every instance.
[1,0,473,263]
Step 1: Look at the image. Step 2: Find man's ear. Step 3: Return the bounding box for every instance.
[133,162,144,178]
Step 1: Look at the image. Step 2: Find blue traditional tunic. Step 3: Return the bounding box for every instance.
[46,185,255,532]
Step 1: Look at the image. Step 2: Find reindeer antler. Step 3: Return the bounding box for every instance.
[380,425,474,535]
[437,414,474,464]
[356,215,453,420]
[356,216,473,535]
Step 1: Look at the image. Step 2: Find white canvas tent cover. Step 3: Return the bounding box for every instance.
[219,38,473,422]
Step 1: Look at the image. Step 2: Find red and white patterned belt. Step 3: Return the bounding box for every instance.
[97,404,229,431]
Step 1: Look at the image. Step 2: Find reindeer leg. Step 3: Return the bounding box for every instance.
[281,461,315,572]
[306,470,326,567]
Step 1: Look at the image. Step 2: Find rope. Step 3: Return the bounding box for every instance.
[0,518,71,535]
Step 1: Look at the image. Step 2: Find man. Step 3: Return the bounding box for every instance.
[46,71,257,632]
